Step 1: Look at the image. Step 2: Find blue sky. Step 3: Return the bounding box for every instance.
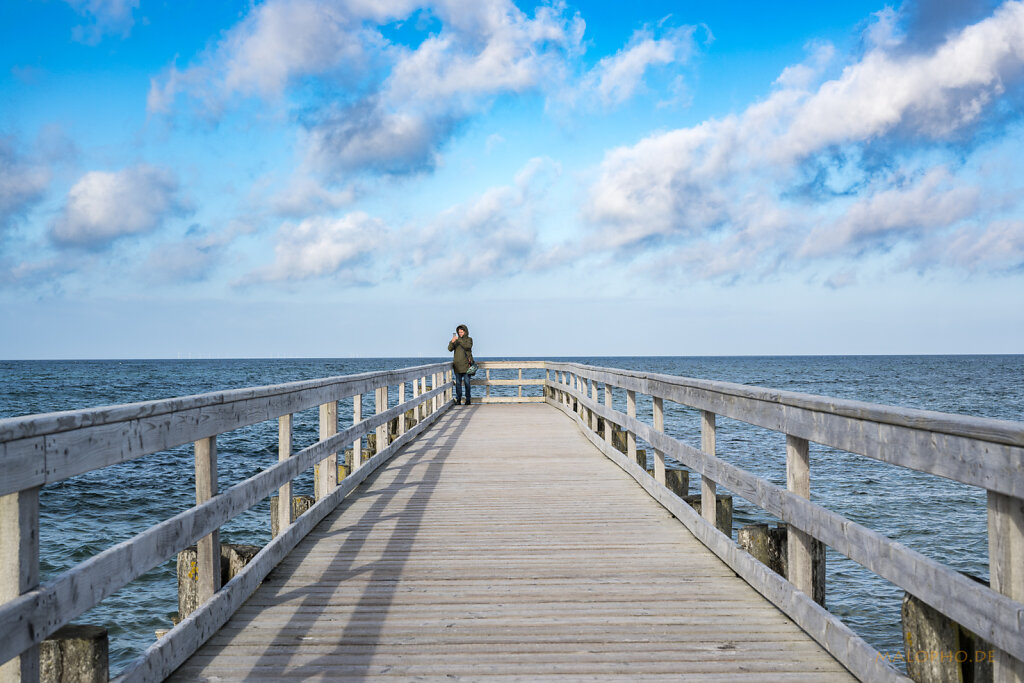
[1,0,1022,358]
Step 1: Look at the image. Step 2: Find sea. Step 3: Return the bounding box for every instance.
[1,355,1022,676]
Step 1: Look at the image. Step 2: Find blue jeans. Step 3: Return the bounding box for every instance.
[454,372,472,403]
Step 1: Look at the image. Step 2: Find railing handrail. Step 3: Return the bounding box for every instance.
[0,362,450,442]
[0,362,451,498]
[0,362,458,681]
[544,362,1024,681]
[545,361,1024,447]
[546,362,1024,497]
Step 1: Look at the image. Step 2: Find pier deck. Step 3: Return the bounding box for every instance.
[170,403,854,681]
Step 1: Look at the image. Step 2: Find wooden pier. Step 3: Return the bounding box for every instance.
[171,403,854,681]
[2,361,1023,682]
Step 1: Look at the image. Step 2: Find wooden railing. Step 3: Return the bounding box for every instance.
[3,359,1022,682]
[471,360,546,403]
[543,362,1024,682]
[0,363,454,682]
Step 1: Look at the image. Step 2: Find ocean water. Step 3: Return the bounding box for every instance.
[1,355,1021,675]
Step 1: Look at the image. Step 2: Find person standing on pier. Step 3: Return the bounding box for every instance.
[448,324,473,405]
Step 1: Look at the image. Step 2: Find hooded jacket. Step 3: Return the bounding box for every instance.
[448,328,474,374]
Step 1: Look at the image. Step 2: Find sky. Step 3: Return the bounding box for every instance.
[1,0,1023,359]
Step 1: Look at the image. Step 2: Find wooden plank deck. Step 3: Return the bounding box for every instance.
[169,403,856,681]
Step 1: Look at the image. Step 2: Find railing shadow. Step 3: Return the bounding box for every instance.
[181,405,476,680]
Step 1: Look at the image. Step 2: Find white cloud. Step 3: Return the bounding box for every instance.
[778,1,1024,158]
[149,0,584,176]
[584,2,1024,281]
[250,212,389,282]
[302,0,582,177]
[0,138,51,234]
[921,219,1024,271]
[799,167,981,257]
[583,25,698,106]
[65,0,139,44]
[409,156,559,284]
[50,165,188,248]
[147,0,403,113]
[265,175,357,217]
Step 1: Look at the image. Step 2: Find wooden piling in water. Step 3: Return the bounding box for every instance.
[738,523,826,606]
[902,587,994,683]
[175,543,260,623]
[40,624,108,683]
[683,494,733,537]
[270,495,315,538]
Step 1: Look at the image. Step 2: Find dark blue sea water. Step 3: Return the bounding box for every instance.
[1,355,1021,675]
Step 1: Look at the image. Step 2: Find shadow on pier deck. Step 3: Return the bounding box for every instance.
[170,404,854,681]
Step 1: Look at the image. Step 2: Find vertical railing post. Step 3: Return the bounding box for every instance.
[626,390,637,466]
[420,377,427,419]
[375,385,388,454]
[486,368,491,399]
[275,414,292,537]
[0,487,40,682]
[700,411,717,529]
[589,378,598,431]
[787,435,813,597]
[194,436,220,604]
[604,384,612,443]
[432,374,438,414]
[316,401,337,499]
[518,368,523,399]
[989,491,1024,681]
[653,397,665,485]
[352,393,362,470]
[398,381,406,437]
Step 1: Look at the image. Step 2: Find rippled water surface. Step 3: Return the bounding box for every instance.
[1,355,1021,675]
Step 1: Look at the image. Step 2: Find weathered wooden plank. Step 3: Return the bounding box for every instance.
[787,435,813,599]
[988,491,1024,681]
[0,487,39,682]
[469,378,545,386]
[194,436,219,605]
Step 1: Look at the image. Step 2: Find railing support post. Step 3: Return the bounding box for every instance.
[398,382,406,437]
[375,386,388,453]
[518,368,523,399]
[786,435,814,597]
[274,414,292,537]
[486,368,491,399]
[419,377,427,419]
[590,379,598,432]
[194,435,220,604]
[989,491,1024,681]
[316,401,337,499]
[604,384,612,443]
[626,390,637,466]
[700,411,717,529]
[353,393,362,470]
[653,397,665,485]
[0,487,40,682]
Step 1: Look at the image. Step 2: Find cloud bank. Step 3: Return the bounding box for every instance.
[584,0,1024,282]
